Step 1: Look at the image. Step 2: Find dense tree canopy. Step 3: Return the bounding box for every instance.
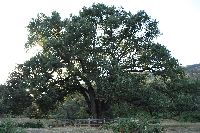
[0,71,33,115]
[7,4,184,118]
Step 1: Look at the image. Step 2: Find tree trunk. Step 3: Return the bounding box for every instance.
[78,86,107,119]
[88,87,98,118]
[96,99,102,118]
[96,99,106,118]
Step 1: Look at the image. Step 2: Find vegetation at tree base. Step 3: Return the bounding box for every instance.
[103,117,164,133]
[0,4,200,127]
[49,93,89,119]
[17,121,44,128]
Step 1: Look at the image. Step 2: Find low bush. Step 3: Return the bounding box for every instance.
[103,118,165,133]
[17,121,44,128]
[177,111,200,122]
[0,118,25,133]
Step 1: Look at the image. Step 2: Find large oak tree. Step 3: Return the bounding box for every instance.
[14,4,183,118]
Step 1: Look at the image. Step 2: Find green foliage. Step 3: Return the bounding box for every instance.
[139,76,172,114]
[0,85,8,114]
[110,76,174,117]
[177,111,200,122]
[3,71,33,115]
[51,94,89,119]
[74,107,90,119]
[103,118,164,133]
[0,118,25,133]
[111,102,151,118]
[17,121,44,128]
[23,102,43,118]
[110,75,200,119]
[6,3,183,118]
[166,78,200,114]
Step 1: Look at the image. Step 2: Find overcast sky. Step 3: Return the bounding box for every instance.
[0,0,199,84]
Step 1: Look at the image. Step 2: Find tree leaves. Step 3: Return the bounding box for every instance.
[6,3,184,117]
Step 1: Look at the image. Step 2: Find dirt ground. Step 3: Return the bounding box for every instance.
[166,126,200,133]
[25,127,112,133]
[162,120,200,133]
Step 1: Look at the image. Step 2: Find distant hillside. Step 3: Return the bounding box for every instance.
[185,63,200,79]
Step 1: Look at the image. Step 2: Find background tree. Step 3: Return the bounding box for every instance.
[185,63,200,79]
[0,84,8,115]
[2,71,33,115]
[12,3,183,118]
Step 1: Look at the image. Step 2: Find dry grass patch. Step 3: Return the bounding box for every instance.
[25,127,112,133]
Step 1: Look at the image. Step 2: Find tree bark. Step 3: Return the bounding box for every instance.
[76,84,107,118]
[88,87,98,118]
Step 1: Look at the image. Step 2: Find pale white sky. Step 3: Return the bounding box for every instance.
[0,0,199,84]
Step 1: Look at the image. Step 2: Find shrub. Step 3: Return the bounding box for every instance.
[103,118,165,133]
[177,111,200,122]
[17,121,44,128]
[0,118,25,133]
